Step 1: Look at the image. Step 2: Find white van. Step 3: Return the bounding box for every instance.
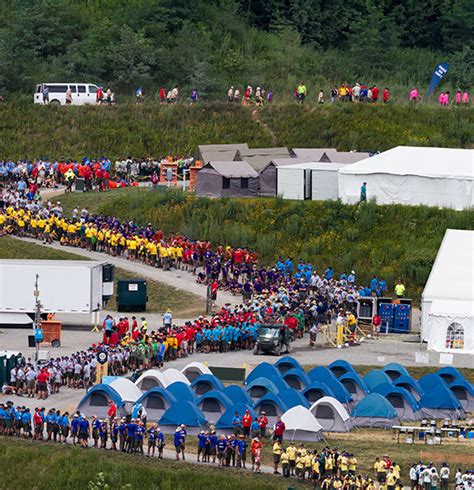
[34,83,100,105]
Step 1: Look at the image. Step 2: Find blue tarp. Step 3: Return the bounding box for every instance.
[159,400,207,427]
[282,368,311,388]
[372,383,421,411]
[197,390,233,410]
[278,388,310,409]
[328,360,356,378]
[382,363,410,381]
[275,356,303,373]
[253,392,289,413]
[363,370,393,392]
[338,372,369,395]
[191,374,225,393]
[351,393,397,418]
[166,382,198,403]
[393,375,424,398]
[137,387,177,406]
[245,362,282,385]
[302,381,337,402]
[307,366,352,403]
[224,385,254,405]
[419,385,462,409]
[216,402,257,429]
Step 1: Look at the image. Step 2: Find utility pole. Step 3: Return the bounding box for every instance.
[33,274,43,361]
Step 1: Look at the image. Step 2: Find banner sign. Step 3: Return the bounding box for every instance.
[428,62,449,95]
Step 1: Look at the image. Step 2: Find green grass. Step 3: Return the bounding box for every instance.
[0,102,471,159]
[0,438,284,490]
[0,236,204,316]
[57,188,474,301]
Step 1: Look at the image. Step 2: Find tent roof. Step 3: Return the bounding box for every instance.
[159,400,207,426]
[253,392,289,412]
[161,368,191,386]
[198,143,249,163]
[197,389,233,409]
[191,374,225,391]
[328,359,356,377]
[302,381,337,399]
[277,162,348,171]
[282,368,311,386]
[166,382,197,402]
[78,384,125,409]
[327,151,371,164]
[245,362,283,385]
[338,372,370,394]
[307,366,352,403]
[202,161,258,178]
[237,148,290,172]
[351,393,398,418]
[382,363,410,379]
[393,375,424,396]
[310,396,351,422]
[135,369,169,389]
[437,367,466,384]
[339,146,474,179]
[238,147,290,157]
[418,373,447,392]
[281,405,323,433]
[363,369,393,391]
[278,388,310,408]
[275,356,303,372]
[246,376,287,395]
[423,229,474,306]
[108,378,142,403]
[137,386,177,406]
[371,382,421,410]
[419,386,462,409]
[223,385,253,405]
[290,148,337,159]
[181,362,212,376]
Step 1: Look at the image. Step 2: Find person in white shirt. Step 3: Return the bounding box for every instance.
[440,463,450,490]
[410,464,418,490]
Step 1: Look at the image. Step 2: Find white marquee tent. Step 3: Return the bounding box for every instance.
[421,229,474,354]
[338,146,474,210]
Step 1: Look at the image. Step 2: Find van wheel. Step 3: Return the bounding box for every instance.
[50,99,61,106]
[51,339,61,348]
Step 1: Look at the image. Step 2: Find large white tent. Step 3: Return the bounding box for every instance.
[421,229,474,354]
[338,146,474,210]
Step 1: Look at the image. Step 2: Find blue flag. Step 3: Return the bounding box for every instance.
[428,63,449,96]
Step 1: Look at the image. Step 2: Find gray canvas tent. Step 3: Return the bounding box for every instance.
[235,147,290,173]
[328,151,371,163]
[195,161,259,198]
[310,396,354,432]
[290,148,337,161]
[197,143,249,164]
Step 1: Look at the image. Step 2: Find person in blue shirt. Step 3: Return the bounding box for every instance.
[71,413,80,445]
[231,412,242,436]
[147,423,158,457]
[251,419,261,439]
[99,420,108,449]
[110,418,119,451]
[216,435,227,467]
[236,434,248,468]
[209,430,218,464]
[92,416,101,448]
[174,426,184,461]
[370,275,379,292]
[284,257,293,276]
[197,430,207,462]
[14,406,22,437]
[126,419,137,453]
[21,408,32,438]
[379,278,387,295]
[195,331,203,352]
[157,342,166,368]
[135,421,145,455]
[157,427,165,459]
[60,412,70,443]
[348,270,356,284]
[78,416,89,448]
[118,418,127,452]
[324,266,334,280]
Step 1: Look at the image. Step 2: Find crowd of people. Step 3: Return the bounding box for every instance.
[1,402,471,487]
[227,85,273,106]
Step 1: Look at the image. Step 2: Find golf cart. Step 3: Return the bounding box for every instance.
[254,323,291,356]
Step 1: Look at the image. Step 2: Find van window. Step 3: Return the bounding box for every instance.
[69,85,77,93]
[36,85,42,93]
[78,85,86,93]
[47,85,68,93]
[88,85,98,94]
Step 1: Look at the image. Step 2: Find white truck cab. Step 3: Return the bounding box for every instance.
[34,83,99,105]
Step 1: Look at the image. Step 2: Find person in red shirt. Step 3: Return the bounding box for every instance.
[257,412,269,438]
[210,280,218,306]
[273,417,286,442]
[107,400,117,423]
[159,87,166,104]
[242,409,253,439]
[372,85,380,102]
[383,87,390,104]
[372,314,382,338]
[36,368,49,400]
[250,437,263,472]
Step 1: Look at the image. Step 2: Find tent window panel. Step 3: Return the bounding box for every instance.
[315,405,334,419]
[141,378,159,391]
[249,386,268,398]
[258,402,278,416]
[285,377,302,390]
[445,322,464,349]
[222,177,230,189]
[201,399,222,412]
[89,393,109,406]
[241,177,249,189]
[450,386,467,401]
[387,394,404,409]
[341,380,357,394]
[184,370,201,382]
[146,395,166,409]
[195,382,212,395]
[305,389,324,402]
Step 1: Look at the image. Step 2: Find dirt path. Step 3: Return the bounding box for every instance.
[251,109,278,146]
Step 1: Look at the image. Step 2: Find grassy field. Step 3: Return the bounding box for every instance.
[57,188,474,301]
[0,236,204,317]
[0,438,284,490]
[0,103,471,159]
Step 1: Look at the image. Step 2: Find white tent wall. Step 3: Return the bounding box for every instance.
[277,167,308,200]
[311,163,348,200]
[425,312,474,354]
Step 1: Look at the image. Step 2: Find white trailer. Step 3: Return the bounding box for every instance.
[0,260,114,324]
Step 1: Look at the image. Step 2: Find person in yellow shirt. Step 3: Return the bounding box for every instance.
[295,453,305,480]
[321,475,332,490]
[332,476,343,490]
[272,440,282,474]
[280,450,289,478]
[386,468,397,490]
[286,442,297,476]
[348,454,357,475]
[339,452,348,477]
[303,450,312,479]
[325,452,334,474]
[365,478,377,490]
[392,462,401,480]
[312,454,320,483]
[374,457,387,482]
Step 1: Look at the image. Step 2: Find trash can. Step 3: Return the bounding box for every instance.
[75,177,85,192]
[117,279,148,312]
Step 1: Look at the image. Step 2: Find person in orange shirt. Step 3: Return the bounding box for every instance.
[242,409,252,439]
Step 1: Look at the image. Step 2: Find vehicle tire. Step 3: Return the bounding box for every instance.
[51,339,61,348]
[50,99,61,106]
[253,345,260,355]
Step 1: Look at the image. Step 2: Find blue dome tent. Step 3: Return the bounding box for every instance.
[166,382,198,403]
[372,383,422,420]
[436,367,466,385]
[446,380,474,412]
[278,388,310,409]
[307,366,352,404]
[282,368,311,390]
[328,360,356,378]
[253,393,289,422]
[418,373,448,393]
[191,374,225,396]
[419,385,464,419]
[338,372,369,403]
[197,390,233,423]
[159,400,207,433]
[246,376,288,400]
[223,385,254,405]
[363,370,393,392]
[136,387,177,422]
[245,362,282,385]
[77,384,125,419]
[351,393,398,428]
[275,356,303,374]
[216,403,257,430]
[302,381,337,403]
[382,363,410,381]
[393,375,424,400]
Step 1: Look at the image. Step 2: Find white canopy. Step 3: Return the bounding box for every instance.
[161,368,191,385]
[281,406,324,441]
[421,229,474,354]
[338,146,474,210]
